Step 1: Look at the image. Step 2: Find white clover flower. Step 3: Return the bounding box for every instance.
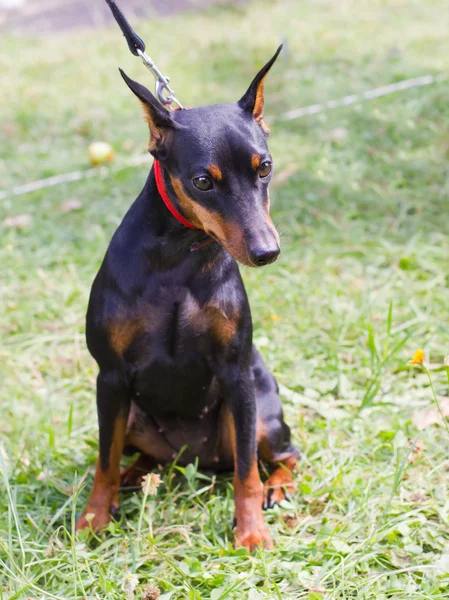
[141,473,161,496]
[121,573,139,599]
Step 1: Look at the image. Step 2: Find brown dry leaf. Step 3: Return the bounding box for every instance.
[282,513,298,529]
[412,399,449,430]
[142,585,161,600]
[3,214,32,229]
[60,199,82,213]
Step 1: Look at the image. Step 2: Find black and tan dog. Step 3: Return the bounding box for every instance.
[76,45,299,551]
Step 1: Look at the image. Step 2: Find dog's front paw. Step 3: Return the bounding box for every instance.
[235,523,273,552]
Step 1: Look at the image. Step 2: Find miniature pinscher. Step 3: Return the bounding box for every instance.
[76,45,299,551]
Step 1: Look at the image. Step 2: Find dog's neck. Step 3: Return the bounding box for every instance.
[139,167,224,271]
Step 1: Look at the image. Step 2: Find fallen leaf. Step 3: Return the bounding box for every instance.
[60,199,82,213]
[282,513,298,529]
[142,584,161,600]
[413,399,449,430]
[3,214,32,229]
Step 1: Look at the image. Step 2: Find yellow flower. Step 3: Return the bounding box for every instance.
[141,473,161,496]
[410,348,425,366]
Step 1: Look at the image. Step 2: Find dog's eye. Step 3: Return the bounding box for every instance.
[193,176,213,191]
[258,161,272,178]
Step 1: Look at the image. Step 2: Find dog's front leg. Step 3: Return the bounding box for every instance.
[76,370,130,531]
[222,371,273,551]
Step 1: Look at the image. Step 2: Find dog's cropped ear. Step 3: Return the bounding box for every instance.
[119,68,180,160]
[238,45,282,131]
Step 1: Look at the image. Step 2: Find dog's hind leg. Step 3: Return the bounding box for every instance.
[120,453,155,489]
[252,348,300,509]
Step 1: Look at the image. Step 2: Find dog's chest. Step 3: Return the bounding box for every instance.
[119,286,236,417]
[140,286,235,357]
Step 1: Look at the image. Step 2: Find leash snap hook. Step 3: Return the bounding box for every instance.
[136,48,183,110]
[156,78,174,106]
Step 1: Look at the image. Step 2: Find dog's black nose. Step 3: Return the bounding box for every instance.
[250,247,280,266]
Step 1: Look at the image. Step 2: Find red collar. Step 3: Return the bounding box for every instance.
[153,159,214,252]
[153,159,197,229]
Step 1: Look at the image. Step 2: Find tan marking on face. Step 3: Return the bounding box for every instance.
[208,164,223,181]
[188,200,253,266]
[190,201,227,238]
[169,176,276,267]
[170,176,204,229]
[251,154,261,170]
[170,176,246,257]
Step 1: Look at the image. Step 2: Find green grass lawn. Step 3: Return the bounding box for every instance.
[2,0,449,597]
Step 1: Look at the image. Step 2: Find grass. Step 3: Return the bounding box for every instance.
[1,0,449,597]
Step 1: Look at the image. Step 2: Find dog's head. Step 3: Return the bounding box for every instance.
[120,46,282,267]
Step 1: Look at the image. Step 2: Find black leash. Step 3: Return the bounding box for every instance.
[104,0,183,109]
[105,0,145,56]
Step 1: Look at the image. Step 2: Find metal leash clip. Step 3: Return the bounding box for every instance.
[105,0,183,111]
[136,48,183,109]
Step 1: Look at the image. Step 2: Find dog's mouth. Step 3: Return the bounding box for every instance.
[211,233,279,268]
